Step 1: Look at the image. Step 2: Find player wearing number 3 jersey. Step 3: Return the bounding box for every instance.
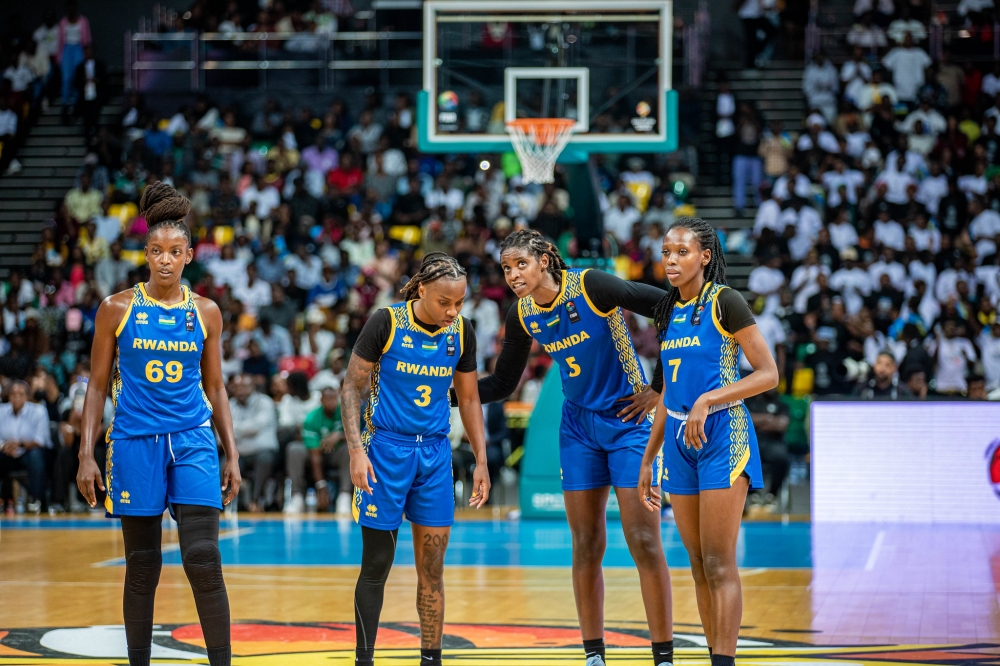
[341,252,490,666]
[76,182,240,666]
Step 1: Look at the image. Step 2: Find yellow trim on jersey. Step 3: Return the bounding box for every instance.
[674,280,713,309]
[115,299,135,338]
[517,301,531,336]
[406,300,450,336]
[104,439,115,514]
[138,282,191,309]
[383,307,396,353]
[578,269,614,317]
[728,404,751,485]
[525,270,568,313]
[192,296,209,338]
[458,316,465,357]
[709,285,735,339]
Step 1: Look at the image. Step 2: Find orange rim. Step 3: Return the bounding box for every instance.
[506,118,576,146]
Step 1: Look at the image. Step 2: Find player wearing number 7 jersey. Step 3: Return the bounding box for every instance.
[473,229,674,666]
[341,252,490,666]
[76,182,240,666]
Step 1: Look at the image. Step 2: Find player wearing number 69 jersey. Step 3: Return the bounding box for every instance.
[76,182,240,666]
[342,252,490,666]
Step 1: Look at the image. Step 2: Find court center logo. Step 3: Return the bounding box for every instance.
[0,623,991,665]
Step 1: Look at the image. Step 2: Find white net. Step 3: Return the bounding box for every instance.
[506,119,577,185]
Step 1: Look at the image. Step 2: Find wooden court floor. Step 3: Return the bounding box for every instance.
[0,515,998,665]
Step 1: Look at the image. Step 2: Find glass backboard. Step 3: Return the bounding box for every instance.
[418,0,677,156]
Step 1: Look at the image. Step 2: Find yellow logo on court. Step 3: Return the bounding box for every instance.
[135,312,148,325]
[365,504,377,517]
[402,335,414,349]
[120,490,131,504]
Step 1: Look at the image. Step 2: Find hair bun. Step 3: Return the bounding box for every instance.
[139,181,191,226]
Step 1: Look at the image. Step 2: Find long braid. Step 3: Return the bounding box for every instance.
[652,217,728,337]
[400,251,467,300]
[499,229,567,281]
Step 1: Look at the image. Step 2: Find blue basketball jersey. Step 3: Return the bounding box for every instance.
[659,282,741,413]
[518,269,646,411]
[364,301,465,442]
[109,283,213,440]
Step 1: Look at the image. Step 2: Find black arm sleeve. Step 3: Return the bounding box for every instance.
[476,304,533,404]
[351,309,392,363]
[457,317,478,373]
[717,288,756,335]
[583,269,665,393]
[582,269,666,318]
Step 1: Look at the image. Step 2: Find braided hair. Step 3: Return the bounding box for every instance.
[652,217,727,337]
[400,251,467,301]
[498,229,567,281]
[140,181,192,246]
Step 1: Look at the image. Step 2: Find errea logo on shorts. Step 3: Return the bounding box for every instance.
[135,312,148,325]
[119,490,131,504]
[365,504,377,518]
[402,336,414,349]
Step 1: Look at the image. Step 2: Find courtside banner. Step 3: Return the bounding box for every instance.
[811,402,1000,523]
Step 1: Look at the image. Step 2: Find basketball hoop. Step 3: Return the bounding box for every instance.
[506,118,577,185]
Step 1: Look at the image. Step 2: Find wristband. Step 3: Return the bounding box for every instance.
[315,480,328,489]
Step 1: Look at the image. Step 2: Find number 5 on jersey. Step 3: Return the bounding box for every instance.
[414,384,432,407]
[566,356,582,378]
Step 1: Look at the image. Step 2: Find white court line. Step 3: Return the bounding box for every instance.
[739,567,769,577]
[92,527,255,567]
[864,530,886,572]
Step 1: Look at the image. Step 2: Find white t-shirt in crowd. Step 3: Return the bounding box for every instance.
[772,173,812,200]
[868,259,908,291]
[829,220,859,251]
[284,253,324,290]
[741,312,786,372]
[929,336,977,392]
[747,265,786,315]
[604,205,643,243]
[830,266,873,314]
[876,169,917,205]
[233,278,272,315]
[908,224,941,253]
[781,205,824,261]
[915,174,948,215]
[753,199,784,237]
[979,332,1000,390]
[874,219,907,251]
[957,173,989,199]
[206,257,249,289]
[882,47,932,101]
[823,168,865,207]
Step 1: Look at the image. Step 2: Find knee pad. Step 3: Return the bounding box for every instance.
[125,549,162,596]
[182,543,225,594]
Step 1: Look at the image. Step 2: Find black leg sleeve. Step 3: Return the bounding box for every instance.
[174,504,231,662]
[355,526,398,661]
[120,515,163,662]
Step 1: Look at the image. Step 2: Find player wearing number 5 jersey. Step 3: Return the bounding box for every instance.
[474,229,674,666]
[342,252,490,666]
[76,182,241,666]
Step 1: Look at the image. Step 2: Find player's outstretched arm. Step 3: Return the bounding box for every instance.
[77,293,129,508]
[454,369,490,508]
[475,304,533,404]
[197,295,242,505]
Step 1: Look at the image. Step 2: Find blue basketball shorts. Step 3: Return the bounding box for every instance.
[559,400,660,491]
[662,403,764,495]
[353,429,454,530]
[105,423,222,517]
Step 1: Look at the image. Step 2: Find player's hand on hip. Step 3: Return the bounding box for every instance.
[469,464,491,509]
[637,464,660,512]
[350,449,376,494]
[76,456,105,508]
[684,396,710,451]
[222,456,242,505]
[615,384,659,424]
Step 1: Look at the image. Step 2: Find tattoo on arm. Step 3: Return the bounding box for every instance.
[342,356,375,450]
[416,532,449,648]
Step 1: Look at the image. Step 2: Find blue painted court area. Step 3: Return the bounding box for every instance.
[1,517,812,568]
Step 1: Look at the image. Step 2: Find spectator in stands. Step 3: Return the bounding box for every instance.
[228,374,279,513]
[0,95,18,175]
[94,242,133,298]
[286,384,351,514]
[0,381,52,513]
[882,33,932,105]
[732,102,764,216]
[745,387,790,512]
[64,171,103,224]
[277,371,320,514]
[887,5,927,43]
[803,53,839,123]
[855,350,912,398]
[73,44,104,141]
[56,0,91,121]
[930,320,978,394]
[604,193,643,244]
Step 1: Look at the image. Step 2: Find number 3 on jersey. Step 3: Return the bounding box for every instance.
[566,356,582,378]
[145,359,183,384]
[414,384,432,407]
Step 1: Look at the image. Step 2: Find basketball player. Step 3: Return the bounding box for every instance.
[638,218,778,666]
[76,182,241,666]
[476,229,673,666]
[343,252,490,666]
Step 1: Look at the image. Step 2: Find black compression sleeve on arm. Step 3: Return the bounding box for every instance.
[352,309,392,363]
[355,526,399,664]
[717,288,756,335]
[121,515,163,663]
[582,269,666,318]
[650,356,664,393]
[175,504,231,663]
[457,317,478,373]
[477,304,533,404]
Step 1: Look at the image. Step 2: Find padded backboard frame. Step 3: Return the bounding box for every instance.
[418,0,678,156]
